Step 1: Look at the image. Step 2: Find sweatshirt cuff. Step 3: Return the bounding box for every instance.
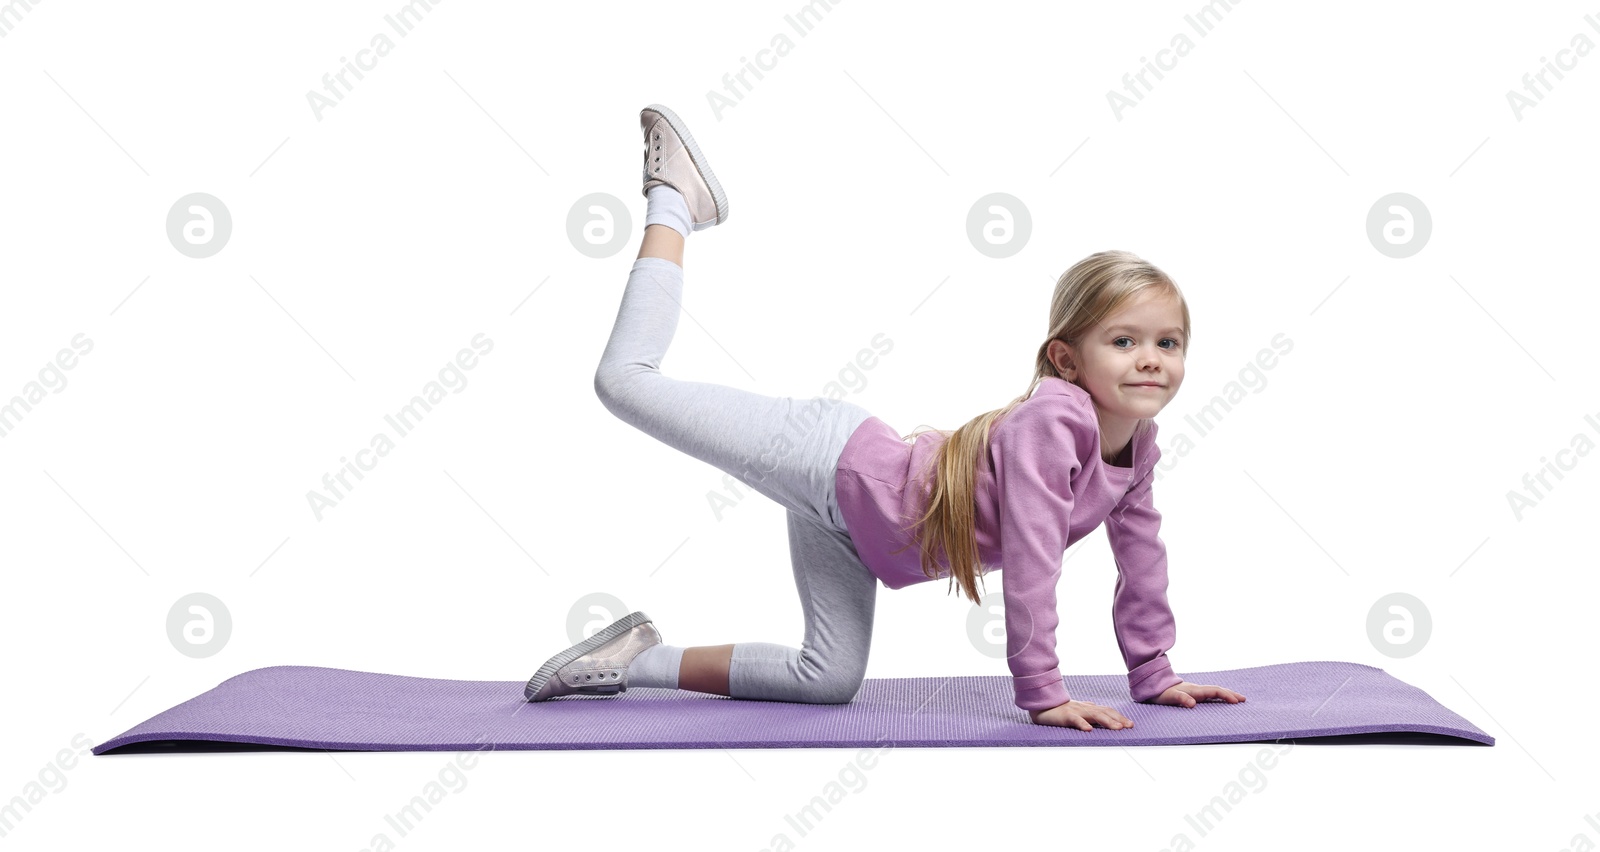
[1128,655,1182,703]
[1013,671,1070,712]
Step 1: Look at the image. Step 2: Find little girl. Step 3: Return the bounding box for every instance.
[525,103,1246,731]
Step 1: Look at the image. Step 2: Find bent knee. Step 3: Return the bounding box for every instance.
[805,663,868,705]
[813,680,865,704]
[593,363,645,415]
[592,366,616,410]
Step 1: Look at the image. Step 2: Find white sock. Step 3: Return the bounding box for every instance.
[626,642,683,689]
[644,184,693,238]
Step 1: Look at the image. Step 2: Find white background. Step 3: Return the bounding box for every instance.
[2,0,1596,849]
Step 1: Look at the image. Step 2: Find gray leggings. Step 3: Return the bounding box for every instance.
[593,255,879,704]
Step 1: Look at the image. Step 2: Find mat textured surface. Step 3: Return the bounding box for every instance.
[93,660,1493,754]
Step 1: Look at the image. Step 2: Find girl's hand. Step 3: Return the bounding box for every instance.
[1153,681,1247,707]
[1029,700,1134,731]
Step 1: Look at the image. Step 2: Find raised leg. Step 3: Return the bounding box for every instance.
[637,222,684,268]
[595,249,870,531]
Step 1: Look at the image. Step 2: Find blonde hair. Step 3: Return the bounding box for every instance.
[893,250,1192,605]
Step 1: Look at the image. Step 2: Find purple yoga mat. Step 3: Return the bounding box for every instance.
[92,660,1493,754]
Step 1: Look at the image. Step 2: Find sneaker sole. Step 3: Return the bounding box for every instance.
[644,103,729,228]
[524,610,654,701]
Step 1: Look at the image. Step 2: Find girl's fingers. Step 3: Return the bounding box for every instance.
[1195,685,1246,702]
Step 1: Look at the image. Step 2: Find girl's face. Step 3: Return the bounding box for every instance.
[1057,290,1187,433]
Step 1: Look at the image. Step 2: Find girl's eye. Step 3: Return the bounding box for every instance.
[1113,337,1182,349]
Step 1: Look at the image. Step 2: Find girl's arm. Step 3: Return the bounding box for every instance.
[1105,455,1185,702]
[990,406,1082,713]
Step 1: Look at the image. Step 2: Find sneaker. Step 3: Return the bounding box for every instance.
[524,610,662,701]
[640,103,729,231]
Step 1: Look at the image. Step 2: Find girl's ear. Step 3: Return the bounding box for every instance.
[1047,338,1077,379]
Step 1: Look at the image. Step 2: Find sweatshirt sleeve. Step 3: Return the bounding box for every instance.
[1104,433,1184,703]
[989,408,1081,713]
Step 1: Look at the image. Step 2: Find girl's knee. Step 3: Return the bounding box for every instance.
[593,362,648,414]
[805,657,869,704]
[592,366,617,409]
[813,678,865,704]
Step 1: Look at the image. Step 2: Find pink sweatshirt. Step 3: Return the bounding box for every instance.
[832,376,1184,712]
